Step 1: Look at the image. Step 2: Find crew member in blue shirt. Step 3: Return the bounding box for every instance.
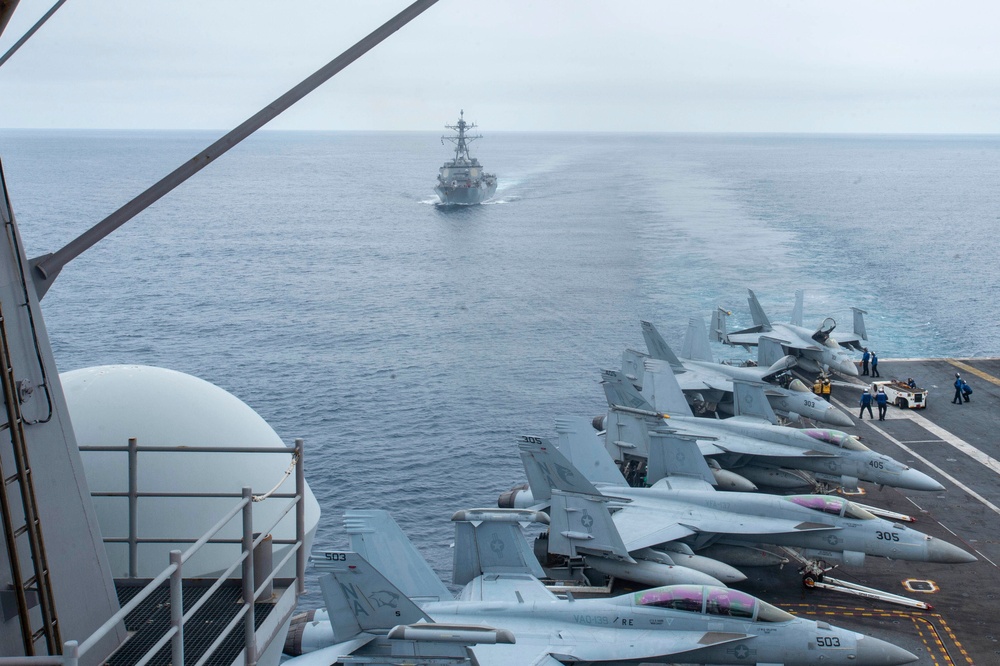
[953,373,964,404]
[859,389,874,419]
[870,351,880,378]
[875,388,888,421]
[861,348,870,376]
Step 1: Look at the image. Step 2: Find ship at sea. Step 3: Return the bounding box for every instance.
[434,110,498,205]
[0,2,439,665]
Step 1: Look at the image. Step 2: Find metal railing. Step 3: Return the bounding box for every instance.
[0,437,307,666]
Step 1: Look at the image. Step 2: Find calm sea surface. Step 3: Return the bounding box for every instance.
[1,130,998,600]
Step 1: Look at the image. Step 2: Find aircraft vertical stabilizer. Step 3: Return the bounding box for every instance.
[621,348,648,387]
[852,307,869,340]
[640,320,684,368]
[518,437,603,500]
[641,359,696,416]
[731,379,779,424]
[646,431,716,488]
[709,306,729,343]
[451,509,548,585]
[548,490,634,561]
[747,289,773,330]
[314,551,430,633]
[757,336,789,368]
[344,510,452,603]
[601,410,654,461]
[601,369,657,413]
[681,316,714,362]
[791,290,804,326]
[555,417,629,486]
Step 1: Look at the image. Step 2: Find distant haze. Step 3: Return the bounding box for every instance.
[1,0,998,133]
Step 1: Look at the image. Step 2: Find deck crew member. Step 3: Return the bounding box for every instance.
[861,348,871,376]
[875,388,888,421]
[870,351,880,378]
[859,389,874,420]
[953,373,964,404]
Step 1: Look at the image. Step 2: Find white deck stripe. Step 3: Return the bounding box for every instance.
[830,397,1000,520]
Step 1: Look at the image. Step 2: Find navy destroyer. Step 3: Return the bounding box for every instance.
[434,110,497,205]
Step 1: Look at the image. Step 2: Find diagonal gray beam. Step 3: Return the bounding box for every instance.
[31,0,439,298]
[0,0,68,69]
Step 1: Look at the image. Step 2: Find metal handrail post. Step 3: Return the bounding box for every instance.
[241,487,256,666]
[63,640,79,666]
[128,437,138,578]
[169,550,183,666]
[294,438,305,596]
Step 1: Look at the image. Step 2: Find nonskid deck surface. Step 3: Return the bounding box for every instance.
[739,357,1000,665]
[110,581,275,666]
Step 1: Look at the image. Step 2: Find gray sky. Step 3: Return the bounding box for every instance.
[1,0,999,133]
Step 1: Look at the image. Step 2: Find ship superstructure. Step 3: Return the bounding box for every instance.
[434,110,497,204]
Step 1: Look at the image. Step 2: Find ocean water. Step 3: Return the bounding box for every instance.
[1,130,998,601]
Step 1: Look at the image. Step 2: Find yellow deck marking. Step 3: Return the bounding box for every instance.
[782,604,972,665]
[948,359,1000,386]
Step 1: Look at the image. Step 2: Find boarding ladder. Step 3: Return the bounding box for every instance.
[0,300,60,655]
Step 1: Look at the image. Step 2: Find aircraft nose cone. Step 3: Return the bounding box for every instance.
[839,359,860,377]
[925,537,977,564]
[824,407,855,428]
[853,634,918,665]
[898,468,946,492]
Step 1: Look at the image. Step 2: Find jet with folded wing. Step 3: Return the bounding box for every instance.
[601,364,944,493]
[711,289,860,376]
[502,424,975,575]
[790,289,869,351]
[287,510,918,666]
[631,317,853,427]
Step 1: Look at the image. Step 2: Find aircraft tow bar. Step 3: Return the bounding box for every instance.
[782,548,932,610]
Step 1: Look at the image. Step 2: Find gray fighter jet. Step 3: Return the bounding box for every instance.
[712,289,860,377]
[791,289,869,351]
[633,318,854,427]
[290,510,918,666]
[505,426,975,575]
[602,365,944,493]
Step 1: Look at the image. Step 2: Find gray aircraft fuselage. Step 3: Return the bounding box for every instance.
[607,411,943,492]
[599,486,974,565]
[726,323,859,377]
[305,584,916,666]
[680,358,853,427]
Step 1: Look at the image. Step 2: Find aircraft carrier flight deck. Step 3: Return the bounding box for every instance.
[741,356,1000,665]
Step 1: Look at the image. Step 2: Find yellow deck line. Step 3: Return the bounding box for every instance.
[948,359,1000,387]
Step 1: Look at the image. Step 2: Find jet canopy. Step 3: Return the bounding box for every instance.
[803,429,870,451]
[629,585,794,622]
[786,495,876,520]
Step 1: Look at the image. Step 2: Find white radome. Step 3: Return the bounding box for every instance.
[62,365,320,578]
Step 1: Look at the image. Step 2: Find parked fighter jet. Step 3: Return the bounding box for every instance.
[711,289,859,376]
[601,364,944,493]
[633,318,853,427]
[791,290,869,351]
[506,427,975,575]
[290,510,918,666]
